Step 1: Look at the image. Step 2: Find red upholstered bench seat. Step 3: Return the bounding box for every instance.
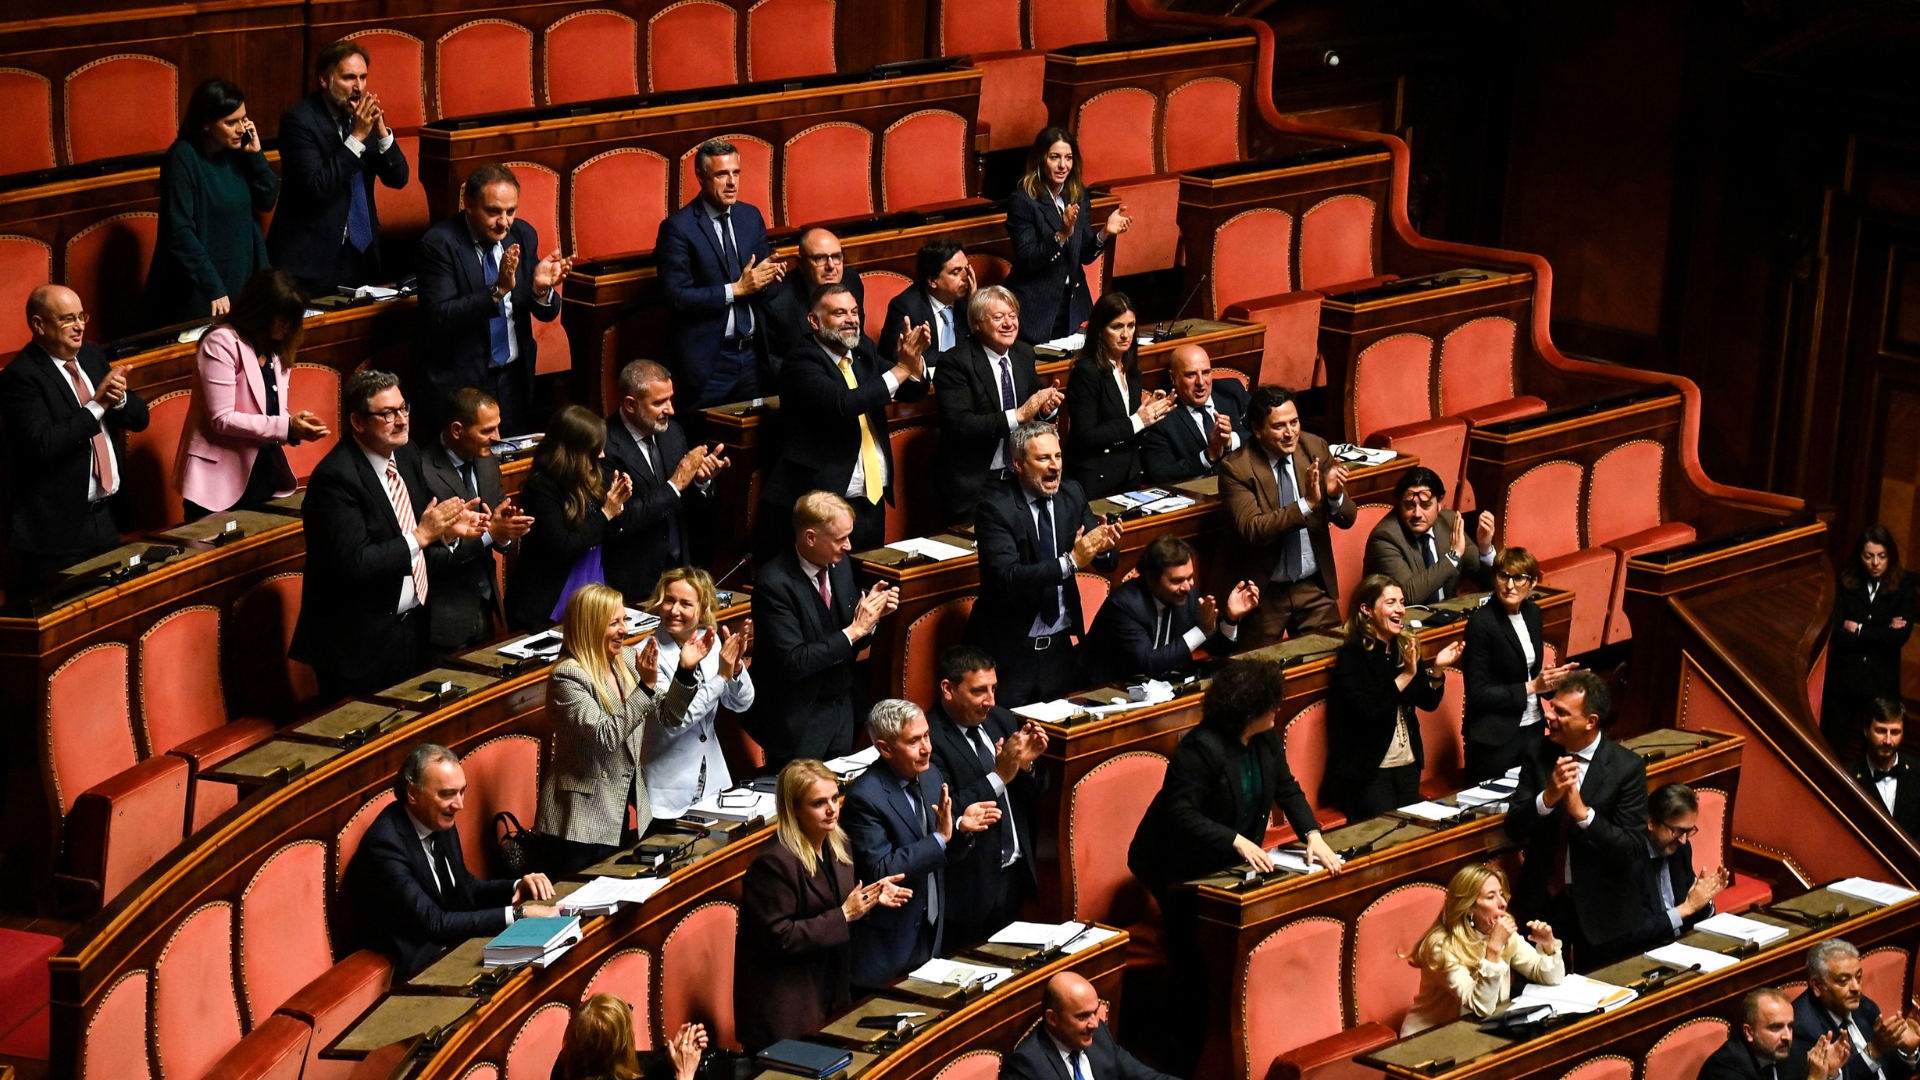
[1717,872,1773,915]
[0,928,60,1059]
[1267,1023,1399,1080]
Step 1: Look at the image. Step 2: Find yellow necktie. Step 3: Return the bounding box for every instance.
[839,355,883,504]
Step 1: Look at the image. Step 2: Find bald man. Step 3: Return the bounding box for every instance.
[1138,344,1250,485]
[763,226,865,379]
[1003,973,1176,1080]
[0,285,150,587]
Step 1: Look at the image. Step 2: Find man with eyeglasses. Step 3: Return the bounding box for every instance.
[1620,782,1726,957]
[0,285,150,590]
[1364,465,1497,604]
[764,226,865,379]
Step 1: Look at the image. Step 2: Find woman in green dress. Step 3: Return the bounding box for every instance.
[143,78,278,328]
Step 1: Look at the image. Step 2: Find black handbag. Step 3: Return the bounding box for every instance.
[493,811,548,877]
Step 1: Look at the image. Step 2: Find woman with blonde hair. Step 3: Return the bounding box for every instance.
[734,759,910,1052]
[1327,573,1463,820]
[640,567,755,820]
[536,583,710,875]
[1401,863,1563,1035]
[552,993,707,1080]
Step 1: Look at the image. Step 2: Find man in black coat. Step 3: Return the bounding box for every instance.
[932,285,1062,525]
[1138,343,1250,485]
[1701,987,1847,1080]
[0,285,149,587]
[1002,972,1177,1080]
[1081,533,1256,687]
[747,492,898,766]
[290,370,485,701]
[603,359,727,603]
[1850,698,1920,837]
[763,226,865,379]
[967,420,1122,707]
[267,39,411,295]
[1503,670,1648,969]
[759,282,930,555]
[925,645,1048,950]
[412,164,571,435]
[879,238,975,365]
[418,388,531,660]
[1795,938,1919,1080]
[349,743,557,979]
[1623,782,1725,956]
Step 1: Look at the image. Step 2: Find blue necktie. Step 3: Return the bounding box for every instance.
[1034,496,1061,627]
[347,174,373,252]
[938,307,954,351]
[998,356,1018,466]
[481,245,511,368]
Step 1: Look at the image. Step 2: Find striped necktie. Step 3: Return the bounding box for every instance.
[386,459,429,603]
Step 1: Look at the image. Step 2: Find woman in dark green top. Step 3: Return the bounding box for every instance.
[143,78,277,329]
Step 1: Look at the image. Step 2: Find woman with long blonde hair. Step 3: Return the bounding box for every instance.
[640,567,755,819]
[552,993,707,1080]
[1401,864,1563,1035]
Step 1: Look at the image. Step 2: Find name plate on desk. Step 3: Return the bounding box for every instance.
[373,668,499,705]
[286,701,422,747]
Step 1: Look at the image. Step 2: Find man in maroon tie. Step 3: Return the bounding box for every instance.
[0,285,150,591]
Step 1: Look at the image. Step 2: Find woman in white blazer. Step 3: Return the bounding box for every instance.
[641,568,754,820]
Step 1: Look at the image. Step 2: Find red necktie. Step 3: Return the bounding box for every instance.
[63,360,115,494]
[387,460,429,603]
[816,567,831,609]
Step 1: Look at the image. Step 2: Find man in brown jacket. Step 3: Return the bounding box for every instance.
[1217,385,1354,646]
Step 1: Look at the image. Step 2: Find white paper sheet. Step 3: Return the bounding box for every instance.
[1511,974,1637,1016]
[1012,699,1082,723]
[823,745,881,781]
[891,536,974,561]
[1644,942,1740,973]
[909,958,1014,990]
[1141,495,1197,514]
[688,786,775,822]
[624,608,661,635]
[1396,801,1461,822]
[1040,333,1086,352]
[1454,786,1511,807]
[351,285,401,300]
[1060,926,1121,954]
[990,921,1086,950]
[499,630,565,660]
[1266,848,1328,875]
[1107,489,1170,509]
[558,876,671,916]
[1328,443,1397,466]
[1696,912,1791,946]
[1829,877,1920,907]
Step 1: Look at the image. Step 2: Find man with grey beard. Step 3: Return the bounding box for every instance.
[760,282,933,553]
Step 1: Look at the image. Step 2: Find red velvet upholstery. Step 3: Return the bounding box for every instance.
[1781,981,1806,1001]
[1068,752,1167,925]
[649,1,738,92]
[1646,1018,1730,1080]
[882,110,969,212]
[65,754,189,907]
[502,162,570,376]
[456,735,539,880]
[1587,439,1670,547]
[746,0,836,82]
[1503,462,1584,558]
[1438,317,1539,423]
[374,135,431,244]
[0,69,54,174]
[82,967,150,1080]
[678,135,773,215]
[1864,947,1910,1009]
[274,952,392,1080]
[1691,788,1771,914]
[1597,522,1695,646]
[139,605,273,831]
[970,253,1010,288]
[1539,548,1615,657]
[886,424,941,544]
[284,365,341,483]
[1351,883,1444,1031]
[350,31,426,129]
[239,841,334,1025]
[1331,504,1392,619]
[1030,0,1107,52]
[0,928,60,1053]
[1075,89,1157,184]
[1277,704,1348,840]
[860,270,912,342]
[49,643,138,814]
[1163,78,1241,173]
[1416,670,1466,798]
[0,235,52,362]
[458,1067,499,1080]
[1557,1056,1635,1080]
[154,901,244,1080]
[782,123,874,226]
[1211,208,1314,386]
[1227,291,1322,389]
[1298,194,1377,293]
[939,0,1022,55]
[933,1051,1003,1080]
[506,1002,572,1080]
[231,573,317,718]
[1075,572,1111,631]
[1366,419,1467,516]
[543,10,638,105]
[65,210,157,343]
[1266,1026,1398,1080]
[335,792,396,894]
[124,388,190,533]
[1245,916,1347,1074]
[0,1002,48,1060]
[1351,333,1434,441]
[1103,174,1179,277]
[203,1014,310,1080]
[971,52,1048,152]
[64,55,177,166]
[901,596,975,710]
[437,21,534,118]
[582,949,653,1049]
[572,149,670,258]
[1808,645,1828,722]
[660,902,739,1050]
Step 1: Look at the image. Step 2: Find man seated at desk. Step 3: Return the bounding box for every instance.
[1701,986,1850,1080]
[1002,972,1177,1080]
[1793,938,1920,1080]
[1138,343,1249,486]
[879,238,975,366]
[1080,533,1257,687]
[1623,782,1726,956]
[1363,466,1497,605]
[349,743,557,978]
[1849,698,1920,836]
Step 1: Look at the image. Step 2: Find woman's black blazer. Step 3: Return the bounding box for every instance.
[1063,357,1144,498]
[1327,634,1443,793]
[504,465,622,631]
[1463,600,1545,749]
[1005,187,1103,345]
[1829,576,1917,700]
[1127,723,1319,892]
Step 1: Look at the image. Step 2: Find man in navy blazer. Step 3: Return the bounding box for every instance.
[602,359,726,603]
[655,138,785,410]
[879,238,975,365]
[349,744,556,979]
[763,226,864,379]
[1003,973,1176,1080]
[843,699,999,990]
[1622,782,1725,956]
[1794,938,1920,1080]
[1139,343,1251,485]
[1700,987,1847,1080]
[1081,534,1257,687]
[413,164,570,435]
[267,39,411,295]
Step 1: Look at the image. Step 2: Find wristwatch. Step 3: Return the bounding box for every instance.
[512,901,527,919]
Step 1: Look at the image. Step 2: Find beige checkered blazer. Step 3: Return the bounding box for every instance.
[537,646,695,846]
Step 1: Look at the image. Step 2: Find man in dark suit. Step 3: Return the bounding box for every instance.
[932,285,1062,525]
[290,370,485,701]
[1217,385,1355,647]
[1003,972,1177,1080]
[1081,534,1257,687]
[748,492,898,766]
[603,359,727,602]
[1794,938,1920,1080]
[1850,698,1920,836]
[1139,343,1250,485]
[1503,671,1648,969]
[925,645,1048,949]
[843,698,999,990]
[1624,782,1726,956]
[0,285,149,588]
[267,39,411,296]
[879,238,975,365]
[413,164,571,436]
[763,226,864,378]
[348,743,557,979]
[967,421,1122,707]
[1364,465,1498,605]
[419,388,532,660]
[655,138,785,409]
[1702,987,1849,1080]
[760,282,930,554]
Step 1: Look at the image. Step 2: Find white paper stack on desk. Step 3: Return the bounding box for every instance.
[1696,912,1791,947]
[1830,877,1920,906]
[909,958,1014,991]
[557,877,671,918]
[689,785,776,822]
[823,746,880,782]
[1511,974,1637,1017]
[889,536,973,561]
[989,920,1121,955]
[1644,941,1741,974]
[483,915,583,968]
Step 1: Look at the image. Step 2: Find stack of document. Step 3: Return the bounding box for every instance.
[1830,878,1920,906]
[909,957,1014,991]
[1265,848,1328,875]
[499,629,565,660]
[483,915,582,968]
[890,537,973,561]
[1511,974,1637,1017]
[1454,785,1512,808]
[989,921,1120,955]
[1697,912,1791,947]
[624,607,661,635]
[1108,489,1171,510]
[1011,699,1083,723]
[1328,443,1397,467]
[823,745,880,782]
[689,785,776,822]
[348,284,401,301]
[1040,333,1086,352]
[1644,941,1741,974]
[558,876,671,918]
[1396,801,1462,822]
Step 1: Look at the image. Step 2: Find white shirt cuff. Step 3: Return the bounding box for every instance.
[1228,432,1241,452]
[1295,497,1311,516]
[404,532,422,557]
[724,284,736,302]
[480,533,494,549]
[376,131,395,152]
[1058,554,1075,576]
[1535,792,1551,816]
[843,626,860,645]
[503,906,516,925]
[985,772,1008,798]
[1181,625,1207,651]
[882,370,901,395]
[1574,807,1597,828]
[1480,547,1497,565]
[345,134,366,156]
[1003,408,1020,429]
[1219,620,1239,642]
[84,400,106,421]
[1129,414,1146,434]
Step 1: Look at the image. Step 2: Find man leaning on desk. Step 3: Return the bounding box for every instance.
[1080,533,1256,687]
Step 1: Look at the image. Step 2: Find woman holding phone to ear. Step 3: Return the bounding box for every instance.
[145,78,278,329]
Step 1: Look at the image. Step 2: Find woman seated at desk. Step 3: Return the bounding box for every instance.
[553,993,705,1080]
[1062,292,1173,498]
[641,567,754,820]
[1403,864,1563,1035]
[1327,574,1463,820]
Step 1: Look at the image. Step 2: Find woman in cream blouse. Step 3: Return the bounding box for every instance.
[1402,863,1565,1035]
[641,567,754,819]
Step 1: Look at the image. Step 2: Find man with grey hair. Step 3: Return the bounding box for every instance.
[933,284,1063,524]
[603,358,727,600]
[967,420,1122,706]
[1794,937,1920,1080]
[843,698,1001,989]
[348,743,557,978]
[1701,986,1850,1080]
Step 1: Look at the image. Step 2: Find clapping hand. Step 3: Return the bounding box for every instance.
[494,245,520,296]
[94,367,129,407]
[993,721,1049,778]
[849,582,898,638]
[635,636,660,687]
[680,629,716,670]
[601,470,633,519]
[1681,866,1728,917]
[1102,203,1132,239]
[1527,661,1581,697]
[1806,1031,1850,1080]
[694,446,730,482]
[413,496,468,545]
[1475,510,1498,553]
[735,254,785,296]
[1135,388,1175,427]
[484,496,534,544]
[1057,202,1080,242]
[717,620,753,680]
[1433,640,1465,670]
[1070,521,1124,568]
[842,875,911,922]
[1206,411,1235,460]
[1226,580,1260,622]
[289,410,331,441]
[533,249,573,294]
[892,318,934,381]
[667,1022,708,1080]
[1323,459,1349,500]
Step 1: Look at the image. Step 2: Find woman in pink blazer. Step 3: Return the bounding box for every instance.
[175,268,331,517]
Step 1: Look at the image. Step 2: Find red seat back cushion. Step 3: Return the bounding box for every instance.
[65,56,177,166]
[504,162,559,256]
[1245,917,1346,1068]
[336,792,397,894]
[1070,752,1167,923]
[1691,788,1729,875]
[1352,333,1435,442]
[1587,440,1667,548]
[970,254,1010,288]
[1334,504,1393,620]
[374,135,431,242]
[437,21,534,118]
[941,0,1022,55]
[1074,89,1156,184]
[231,573,317,715]
[934,1052,1004,1080]
[65,212,157,343]
[240,841,333,1024]
[0,70,54,174]
[661,902,739,1049]
[0,236,52,360]
[350,31,426,130]
[139,606,227,755]
[1211,209,1293,316]
[124,388,191,533]
[747,0,837,82]
[678,137,773,218]
[973,53,1048,153]
[1283,703,1336,817]
[1030,0,1106,52]
[1504,462,1585,559]
[1539,548,1615,657]
[456,735,539,880]
[155,902,244,1080]
[886,424,941,544]
[507,1001,572,1080]
[1075,573,1110,628]
[583,950,654,1050]
[650,1,738,92]
[544,11,638,105]
[1416,671,1466,794]
[859,271,912,343]
[1865,947,1909,1009]
[1439,317,1518,418]
[783,123,874,226]
[82,969,150,1080]
[50,645,135,813]
[1163,78,1241,173]
[573,149,670,258]
[1353,884,1446,1029]
[902,596,975,709]
[1560,1058,1635,1080]
[285,366,341,483]
[1645,1019,1731,1080]
[883,110,969,212]
[1104,174,1179,278]
[1299,194,1377,292]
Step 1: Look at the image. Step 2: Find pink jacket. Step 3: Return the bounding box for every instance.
[174,326,297,512]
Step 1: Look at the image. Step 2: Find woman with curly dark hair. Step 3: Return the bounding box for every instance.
[1823,524,1916,752]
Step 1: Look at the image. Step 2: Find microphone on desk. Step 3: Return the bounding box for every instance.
[1156,272,1209,342]
[713,554,752,590]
